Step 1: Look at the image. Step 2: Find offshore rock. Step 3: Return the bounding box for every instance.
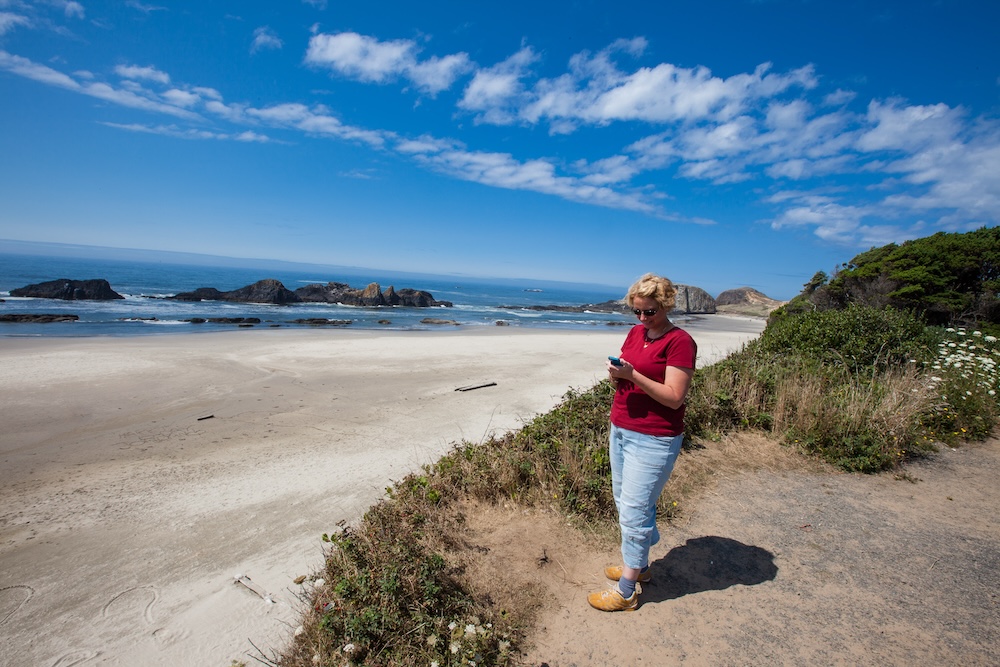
[290,318,353,326]
[420,318,461,325]
[359,282,385,306]
[169,287,226,301]
[185,317,262,324]
[170,279,300,304]
[219,279,301,304]
[0,313,81,323]
[294,282,452,308]
[10,278,124,300]
[674,284,716,314]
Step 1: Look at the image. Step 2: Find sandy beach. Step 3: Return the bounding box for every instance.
[0,317,764,666]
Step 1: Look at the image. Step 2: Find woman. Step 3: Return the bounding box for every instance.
[589,273,697,612]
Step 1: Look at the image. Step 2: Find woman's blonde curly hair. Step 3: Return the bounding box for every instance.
[624,273,677,311]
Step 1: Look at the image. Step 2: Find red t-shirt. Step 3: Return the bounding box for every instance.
[610,324,697,437]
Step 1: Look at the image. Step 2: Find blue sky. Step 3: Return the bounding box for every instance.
[1,0,998,300]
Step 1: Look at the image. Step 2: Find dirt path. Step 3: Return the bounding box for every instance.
[469,436,1000,666]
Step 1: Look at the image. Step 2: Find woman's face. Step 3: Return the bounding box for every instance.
[631,295,669,330]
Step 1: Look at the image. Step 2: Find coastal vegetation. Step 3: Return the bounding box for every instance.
[273,230,999,667]
[779,226,1000,332]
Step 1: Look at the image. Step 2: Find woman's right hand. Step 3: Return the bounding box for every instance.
[607,357,633,381]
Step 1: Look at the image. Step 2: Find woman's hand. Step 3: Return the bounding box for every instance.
[607,357,634,381]
[607,358,693,409]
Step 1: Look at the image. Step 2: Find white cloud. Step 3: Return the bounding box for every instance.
[301,0,327,8]
[574,154,642,186]
[823,88,856,106]
[305,31,471,94]
[406,53,473,95]
[855,99,963,152]
[115,64,170,85]
[1,50,196,119]
[204,99,246,123]
[458,46,538,124]
[103,122,273,143]
[162,88,199,107]
[395,134,460,154]
[62,0,82,19]
[306,32,411,82]
[0,11,30,35]
[404,139,656,213]
[125,2,167,13]
[245,102,388,147]
[192,86,222,101]
[251,26,282,54]
[234,130,270,143]
[467,40,818,132]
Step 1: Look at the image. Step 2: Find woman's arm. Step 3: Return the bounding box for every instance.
[607,360,694,409]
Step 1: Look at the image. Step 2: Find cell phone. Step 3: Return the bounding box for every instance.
[608,356,623,366]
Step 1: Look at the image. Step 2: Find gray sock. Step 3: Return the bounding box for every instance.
[618,576,637,599]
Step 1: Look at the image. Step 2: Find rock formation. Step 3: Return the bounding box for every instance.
[294,282,453,307]
[223,279,301,304]
[170,279,300,304]
[10,279,124,300]
[715,287,785,316]
[0,313,80,323]
[673,284,717,314]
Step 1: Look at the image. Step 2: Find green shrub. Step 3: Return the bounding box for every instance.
[762,304,935,372]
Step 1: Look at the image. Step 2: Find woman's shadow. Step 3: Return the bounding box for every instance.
[641,536,777,603]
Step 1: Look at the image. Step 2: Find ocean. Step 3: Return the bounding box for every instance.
[0,252,636,337]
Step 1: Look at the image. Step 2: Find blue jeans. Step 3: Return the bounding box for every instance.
[610,424,683,570]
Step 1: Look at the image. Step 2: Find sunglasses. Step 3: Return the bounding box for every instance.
[632,307,659,317]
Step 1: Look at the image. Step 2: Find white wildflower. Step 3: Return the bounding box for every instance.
[465,624,476,637]
[450,642,460,654]
[427,634,439,647]
[449,621,458,631]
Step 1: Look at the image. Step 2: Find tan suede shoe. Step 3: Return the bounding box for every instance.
[604,565,652,583]
[587,584,639,612]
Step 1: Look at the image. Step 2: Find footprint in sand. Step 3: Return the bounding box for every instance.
[0,584,34,627]
[101,585,159,625]
[151,625,192,647]
[49,650,100,666]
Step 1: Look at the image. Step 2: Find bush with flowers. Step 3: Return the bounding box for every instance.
[920,328,1000,443]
